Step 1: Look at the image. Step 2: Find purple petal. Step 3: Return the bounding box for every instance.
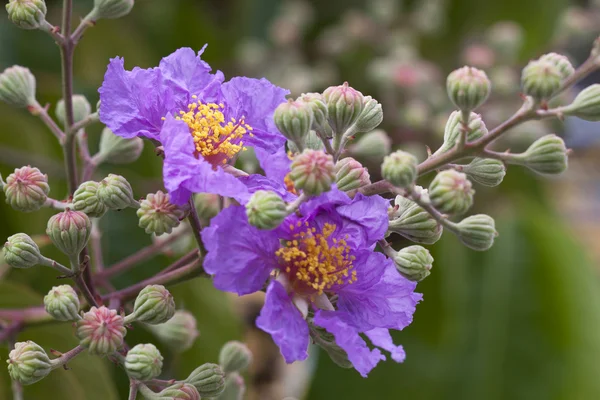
[313,310,385,377]
[365,328,406,363]
[335,193,390,246]
[239,174,297,203]
[256,281,310,363]
[254,146,292,184]
[201,206,280,295]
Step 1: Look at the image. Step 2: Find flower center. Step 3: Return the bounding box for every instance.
[176,96,253,164]
[275,222,357,295]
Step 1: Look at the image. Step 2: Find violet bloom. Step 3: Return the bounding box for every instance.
[98,46,289,204]
[201,189,422,376]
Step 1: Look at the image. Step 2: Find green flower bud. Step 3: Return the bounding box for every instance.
[3,233,43,269]
[130,285,176,325]
[245,190,287,230]
[43,285,80,321]
[274,99,313,149]
[194,193,220,222]
[446,66,491,112]
[299,92,332,138]
[3,166,49,212]
[289,150,335,195]
[184,363,225,398]
[148,310,199,352]
[76,306,127,355]
[97,174,137,210]
[0,65,36,107]
[287,130,324,153]
[97,127,144,165]
[461,158,506,187]
[389,245,433,282]
[322,82,365,135]
[453,214,497,251]
[5,0,47,30]
[55,95,91,127]
[46,209,91,257]
[521,60,561,100]
[7,341,52,385]
[562,84,600,121]
[381,150,417,188]
[348,129,391,161]
[354,95,383,133]
[218,373,246,400]
[513,134,568,175]
[435,111,488,155]
[335,157,371,191]
[72,181,107,218]
[429,170,474,216]
[137,191,188,236]
[125,343,163,381]
[387,194,443,244]
[155,383,200,400]
[539,53,574,80]
[90,0,134,20]
[218,341,252,374]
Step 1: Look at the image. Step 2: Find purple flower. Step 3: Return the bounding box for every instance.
[201,190,422,376]
[99,46,289,204]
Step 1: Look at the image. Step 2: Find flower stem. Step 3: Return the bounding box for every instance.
[43,198,71,210]
[187,196,205,254]
[50,345,85,369]
[128,379,139,400]
[29,101,66,142]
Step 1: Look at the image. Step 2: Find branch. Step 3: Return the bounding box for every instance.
[28,102,66,142]
[50,345,85,369]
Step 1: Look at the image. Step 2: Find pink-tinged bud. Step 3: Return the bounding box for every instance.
[429,170,474,216]
[46,209,91,257]
[288,150,335,196]
[137,191,189,236]
[446,66,491,112]
[322,82,365,135]
[3,166,49,212]
[148,310,199,352]
[76,306,127,355]
[7,341,52,385]
[335,157,370,191]
[156,383,200,400]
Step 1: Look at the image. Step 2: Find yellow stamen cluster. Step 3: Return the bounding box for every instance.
[176,96,252,162]
[275,222,357,295]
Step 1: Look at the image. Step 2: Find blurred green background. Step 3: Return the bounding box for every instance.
[2,0,600,399]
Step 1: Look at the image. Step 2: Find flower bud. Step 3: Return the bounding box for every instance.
[245,190,287,230]
[354,95,383,133]
[288,150,335,195]
[184,363,225,397]
[0,65,36,107]
[429,170,474,216]
[148,310,199,352]
[124,343,163,381]
[446,66,491,112]
[90,0,134,20]
[453,214,497,251]
[155,383,200,400]
[461,158,506,187]
[218,373,246,400]
[97,127,144,165]
[335,157,370,191]
[562,84,600,121]
[76,306,127,355]
[521,60,561,100]
[46,209,91,257]
[5,0,47,30]
[299,92,332,138]
[435,111,488,154]
[539,53,574,80]
[322,82,365,135]
[390,245,433,282]
[381,150,417,188]
[55,95,91,127]
[3,166,49,212]
[137,191,188,236]
[274,99,312,149]
[97,174,137,210]
[130,284,176,325]
[218,341,252,374]
[514,134,568,175]
[387,194,443,244]
[7,341,52,385]
[72,181,107,218]
[3,233,42,269]
[194,193,220,222]
[348,129,391,161]
[287,130,324,153]
[43,285,80,321]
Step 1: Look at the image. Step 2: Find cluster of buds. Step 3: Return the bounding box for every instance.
[521,53,574,102]
[72,174,137,217]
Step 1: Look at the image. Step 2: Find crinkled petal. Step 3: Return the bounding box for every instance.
[239,174,297,203]
[201,206,280,295]
[255,146,292,184]
[365,328,406,363]
[313,310,385,377]
[335,193,390,246]
[256,281,310,363]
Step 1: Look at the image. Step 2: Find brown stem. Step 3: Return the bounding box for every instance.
[51,345,85,368]
[157,250,199,276]
[187,197,206,254]
[0,307,49,323]
[29,102,66,142]
[74,272,100,307]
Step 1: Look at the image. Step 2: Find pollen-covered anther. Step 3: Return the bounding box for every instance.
[176,99,253,162]
[275,223,357,295]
